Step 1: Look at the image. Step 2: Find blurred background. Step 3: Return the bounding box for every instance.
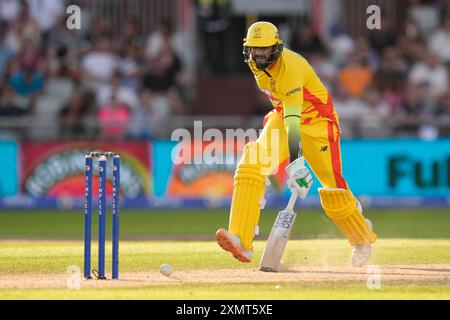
[0,0,449,209]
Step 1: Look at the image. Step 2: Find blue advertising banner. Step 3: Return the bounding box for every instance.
[0,140,18,196]
[339,139,450,197]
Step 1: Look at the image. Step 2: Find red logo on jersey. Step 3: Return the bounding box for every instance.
[261,89,281,106]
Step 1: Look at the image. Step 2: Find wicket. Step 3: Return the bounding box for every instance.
[84,151,120,280]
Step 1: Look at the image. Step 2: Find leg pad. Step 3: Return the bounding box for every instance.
[228,143,266,250]
[319,188,377,245]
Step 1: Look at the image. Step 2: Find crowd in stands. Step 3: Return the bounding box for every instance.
[0,0,188,140]
[282,6,450,138]
[0,0,449,140]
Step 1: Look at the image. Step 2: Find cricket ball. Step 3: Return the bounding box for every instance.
[160,263,173,277]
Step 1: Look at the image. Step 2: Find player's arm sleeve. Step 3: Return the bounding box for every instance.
[283,86,303,163]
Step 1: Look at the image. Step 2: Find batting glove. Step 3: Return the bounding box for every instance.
[285,156,313,199]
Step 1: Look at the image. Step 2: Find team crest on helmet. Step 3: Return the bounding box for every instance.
[253,27,261,38]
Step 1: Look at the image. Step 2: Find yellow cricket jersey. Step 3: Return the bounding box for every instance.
[249,48,338,121]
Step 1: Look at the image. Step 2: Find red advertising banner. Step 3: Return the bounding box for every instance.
[20,141,151,199]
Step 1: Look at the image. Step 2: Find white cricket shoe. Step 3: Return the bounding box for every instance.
[351,219,373,268]
[216,228,253,263]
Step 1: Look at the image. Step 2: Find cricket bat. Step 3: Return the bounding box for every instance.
[259,191,298,272]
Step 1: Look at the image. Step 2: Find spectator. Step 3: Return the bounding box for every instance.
[333,86,369,122]
[309,51,337,92]
[45,44,60,74]
[397,23,426,66]
[118,44,141,90]
[143,41,182,91]
[9,61,44,111]
[359,90,391,136]
[145,20,173,61]
[81,16,109,49]
[289,24,325,60]
[116,19,143,90]
[127,89,161,139]
[0,84,26,116]
[142,40,184,115]
[33,63,75,116]
[379,46,408,75]
[368,16,397,54]
[409,51,449,100]
[2,19,23,55]
[434,87,450,136]
[18,0,41,47]
[97,93,131,140]
[337,51,373,98]
[328,23,355,66]
[408,0,441,35]
[395,83,435,136]
[0,0,20,23]
[354,37,380,70]
[81,37,118,87]
[97,70,139,111]
[438,0,450,23]
[402,17,425,43]
[435,88,450,117]
[196,0,231,75]
[59,88,95,139]
[117,18,143,51]
[375,47,408,100]
[26,0,64,32]
[64,46,82,81]
[0,20,22,78]
[15,38,44,73]
[428,15,450,64]
[47,17,83,60]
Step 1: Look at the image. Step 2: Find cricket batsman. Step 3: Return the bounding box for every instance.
[216,21,377,267]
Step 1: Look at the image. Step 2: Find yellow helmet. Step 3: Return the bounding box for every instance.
[243,21,284,70]
[243,21,283,47]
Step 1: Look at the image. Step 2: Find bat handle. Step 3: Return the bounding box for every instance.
[286,190,298,211]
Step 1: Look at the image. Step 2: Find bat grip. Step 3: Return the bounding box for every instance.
[286,190,298,211]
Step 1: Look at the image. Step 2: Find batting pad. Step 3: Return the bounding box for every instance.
[228,143,266,250]
[319,188,377,245]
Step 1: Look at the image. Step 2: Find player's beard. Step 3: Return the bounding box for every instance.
[252,54,272,70]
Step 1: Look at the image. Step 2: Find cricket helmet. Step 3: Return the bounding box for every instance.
[243,21,284,70]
